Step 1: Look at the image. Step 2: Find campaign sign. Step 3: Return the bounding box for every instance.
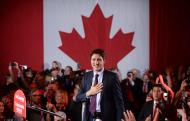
[14,89,26,118]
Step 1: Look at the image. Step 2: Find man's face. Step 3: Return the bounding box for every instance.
[31,90,42,104]
[26,71,33,78]
[64,67,72,76]
[152,87,163,101]
[91,54,104,72]
[4,98,13,109]
[55,92,64,104]
[51,70,59,77]
[143,74,149,82]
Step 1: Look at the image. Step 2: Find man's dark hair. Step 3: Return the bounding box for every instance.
[90,48,105,59]
[65,66,73,72]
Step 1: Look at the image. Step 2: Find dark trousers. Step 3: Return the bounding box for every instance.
[89,112,102,121]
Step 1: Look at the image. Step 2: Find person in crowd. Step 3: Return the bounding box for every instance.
[129,69,144,103]
[50,65,73,93]
[27,88,46,121]
[2,94,23,120]
[8,61,37,93]
[45,71,54,84]
[142,71,153,102]
[148,70,157,85]
[64,66,73,76]
[121,71,143,118]
[164,67,174,90]
[76,48,124,121]
[121,72,138,118]
[67,81,82,121]
[44,88,56,104]
[177,95,190,121]
[55,89,69,111]
[46,89,68,121]
[45,81,60,95]
[32,72,46,90]
[3,73,18,94]
[174,78,190,121]
[62,66,75,95]
[51,67,62,82]
[138,84,167,121]
[22,67,36,89]
[0,100,5,121]
[146,75,174,103]
[51,60,64,77]
[6,62,22,90]
[2,95,14,116]
[156,75,175,102]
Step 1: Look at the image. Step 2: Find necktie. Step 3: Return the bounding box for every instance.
[143,82,148,93]
[89,74,99,113]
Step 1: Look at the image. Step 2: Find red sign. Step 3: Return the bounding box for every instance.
[14,89,26,118]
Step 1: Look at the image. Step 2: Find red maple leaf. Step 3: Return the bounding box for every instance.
[59,4,135,69]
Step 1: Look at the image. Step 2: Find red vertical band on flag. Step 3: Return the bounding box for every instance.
[0,0,43,77]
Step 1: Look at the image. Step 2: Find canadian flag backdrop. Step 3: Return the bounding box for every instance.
[44,0,149,79]
[1,0,190,80]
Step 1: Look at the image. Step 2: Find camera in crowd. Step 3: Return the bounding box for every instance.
[127,72,133,78]
[10,62,28,70]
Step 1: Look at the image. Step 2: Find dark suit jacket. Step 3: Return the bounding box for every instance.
[138,100,166,121]
[76,70,124,121]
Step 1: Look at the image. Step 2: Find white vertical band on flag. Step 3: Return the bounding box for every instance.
[44,0,149,79]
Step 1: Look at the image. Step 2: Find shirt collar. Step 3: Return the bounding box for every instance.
[93,68,104,76]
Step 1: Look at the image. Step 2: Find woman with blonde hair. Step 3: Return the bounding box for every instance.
[46,89,68,121]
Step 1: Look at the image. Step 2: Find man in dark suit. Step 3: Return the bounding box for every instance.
[121,71,144,118]
[138,84,166,121]
[76,49,124,121]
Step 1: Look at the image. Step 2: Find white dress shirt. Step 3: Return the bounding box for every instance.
[92,69,104,112]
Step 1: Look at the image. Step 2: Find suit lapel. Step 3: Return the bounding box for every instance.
[101,70,107,98]
[86,71,93,91]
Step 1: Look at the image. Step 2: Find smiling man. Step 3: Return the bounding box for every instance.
[76,48,124,121]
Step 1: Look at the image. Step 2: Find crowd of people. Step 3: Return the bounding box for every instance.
[0,60,190,121]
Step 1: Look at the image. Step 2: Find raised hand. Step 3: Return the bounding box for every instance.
[122,110,136,121]
[156,77,160,84]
